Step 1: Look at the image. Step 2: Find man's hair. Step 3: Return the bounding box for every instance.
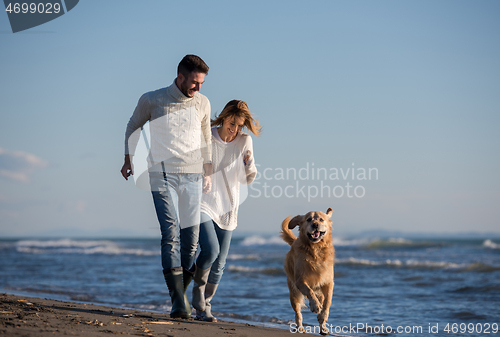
[177,54,209,76]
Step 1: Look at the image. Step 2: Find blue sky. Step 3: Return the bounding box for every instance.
[1,0,499,238]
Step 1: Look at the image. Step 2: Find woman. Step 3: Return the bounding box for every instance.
[192,100,261,321]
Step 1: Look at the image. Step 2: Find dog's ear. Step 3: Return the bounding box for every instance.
[325,208,333,218]
[288,215,303,229]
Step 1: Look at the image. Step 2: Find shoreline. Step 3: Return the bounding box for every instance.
[3,289,291,330]
[0,293,294,337]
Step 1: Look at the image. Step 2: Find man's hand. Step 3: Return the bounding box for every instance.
[203,162,213,193]
[203,175,212,194]
[121,155,134,180]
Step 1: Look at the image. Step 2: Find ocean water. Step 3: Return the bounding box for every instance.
[1,235,499,336]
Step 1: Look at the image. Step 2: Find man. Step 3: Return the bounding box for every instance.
[121,55,213,319]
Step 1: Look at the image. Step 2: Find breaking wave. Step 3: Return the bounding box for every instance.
[236,235,448,249]
[483,239,500,249]
[363,238,445,249]
[238,236,287,246]
[335,257,500,272]
[14,239,159,256]
[226,265,285,276]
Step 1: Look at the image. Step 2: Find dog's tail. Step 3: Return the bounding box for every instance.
[280,216,296,246]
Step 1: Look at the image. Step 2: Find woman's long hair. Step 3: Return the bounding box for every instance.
[211,100,262,136]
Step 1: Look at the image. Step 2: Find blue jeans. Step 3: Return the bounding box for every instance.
[150,171,202,271]
[196,212,233,285]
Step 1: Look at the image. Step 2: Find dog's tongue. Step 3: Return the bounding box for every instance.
[312,231,320,239]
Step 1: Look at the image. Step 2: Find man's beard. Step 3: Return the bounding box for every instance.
[179,80,193,97]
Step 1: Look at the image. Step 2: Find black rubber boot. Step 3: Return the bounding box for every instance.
[163,267,190,319]
[192,266,211,311]
[182,267,194,315]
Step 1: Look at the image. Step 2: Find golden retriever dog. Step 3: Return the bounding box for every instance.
[280,208,334,335]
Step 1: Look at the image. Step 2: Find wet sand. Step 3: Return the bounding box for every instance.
[0,293,293,337]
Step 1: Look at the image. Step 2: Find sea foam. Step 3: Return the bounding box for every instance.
[15,239,159,256]
[483,239,500,249]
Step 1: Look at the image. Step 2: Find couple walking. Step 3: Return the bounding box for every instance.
[121,55,261,321]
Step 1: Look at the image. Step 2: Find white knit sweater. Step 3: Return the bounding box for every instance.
[201,127,257,231]
[124,81,212,174]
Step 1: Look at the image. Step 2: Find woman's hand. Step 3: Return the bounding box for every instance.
[243,151,252,166]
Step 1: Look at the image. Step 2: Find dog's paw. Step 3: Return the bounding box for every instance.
[309,300,322,313]
[298,325,306,333]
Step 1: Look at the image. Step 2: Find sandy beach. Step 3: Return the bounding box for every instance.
[0,293,293,337]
